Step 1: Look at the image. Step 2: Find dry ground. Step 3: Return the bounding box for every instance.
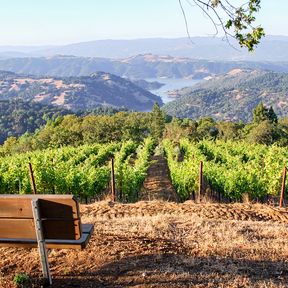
[139,155,178,202]
[1,201,288,288]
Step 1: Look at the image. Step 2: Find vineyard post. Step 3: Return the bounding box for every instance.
[51,158,55,194]
[279,166,287,208]
[198,161,203,203]
[28,162,37,194]
[111,158,116,201]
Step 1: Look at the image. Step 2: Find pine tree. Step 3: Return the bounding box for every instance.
[268,106,278,123]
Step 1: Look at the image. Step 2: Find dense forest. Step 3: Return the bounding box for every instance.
[0,99,131,144]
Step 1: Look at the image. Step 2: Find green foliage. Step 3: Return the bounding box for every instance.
[0,142,120,197]
[212,0,265,51]
[1,112,152,154]
[0,99,69,144]
[0,139,154,201]
[163,139,288,201]
[247,121,282,145]
[114,137,155,202]
[253,102,278,124]
[150,103,165,141]
[13,273,31,288]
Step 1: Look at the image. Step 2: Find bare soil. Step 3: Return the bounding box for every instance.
[139,155,178,202]
[1,201,288,287]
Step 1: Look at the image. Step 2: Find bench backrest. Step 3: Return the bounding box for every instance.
[0,195,81,240]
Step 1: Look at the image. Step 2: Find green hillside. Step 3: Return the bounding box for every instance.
[163,69,288,122]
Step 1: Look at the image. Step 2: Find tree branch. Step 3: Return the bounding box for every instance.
[178,0,265,51]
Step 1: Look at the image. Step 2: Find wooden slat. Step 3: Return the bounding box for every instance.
[0,195,80,219]
[42,219,81,240]
[0,195,91,249]
[0,219,81,240]
[0,224,94,250]
[0,219,36,239]
[39,198,79,219]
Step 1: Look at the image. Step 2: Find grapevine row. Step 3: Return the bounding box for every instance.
[0,139,154,201]
[163,139,288,201]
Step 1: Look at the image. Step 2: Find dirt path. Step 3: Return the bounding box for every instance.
[139,155,178,202]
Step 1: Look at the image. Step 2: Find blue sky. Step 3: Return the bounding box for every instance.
[0,0,287,45]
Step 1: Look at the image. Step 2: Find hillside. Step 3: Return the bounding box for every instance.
[1,201,288,287]
[1,54,288,79]
[0,70,163,112]
[163,69,288,122]
[2,36,288,61]
[0,99,71,143]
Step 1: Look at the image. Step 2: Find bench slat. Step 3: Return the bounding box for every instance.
[0,218,81,240]
[0,195,80,219]
[0,224,94,250]
[0,218,35,239]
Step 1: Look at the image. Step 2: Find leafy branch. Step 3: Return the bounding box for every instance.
[179,0,265,51]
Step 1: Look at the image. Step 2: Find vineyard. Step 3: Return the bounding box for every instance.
[163,139,288,202]
[0,138,155,202]
[1,138,288,288]
[0,138,288,204]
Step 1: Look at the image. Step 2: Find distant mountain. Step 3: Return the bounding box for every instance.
[1,54,288,80]
[1,36,288,61]
[0,71,162,112]
[163,69,288,122]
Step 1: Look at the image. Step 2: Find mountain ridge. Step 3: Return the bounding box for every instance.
[0,70,163,112]
[1,36,288,61]
[1,54,288,80]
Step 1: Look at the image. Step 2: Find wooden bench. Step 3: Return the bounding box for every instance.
[0,195,94,285]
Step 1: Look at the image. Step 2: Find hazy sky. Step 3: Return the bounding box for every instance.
[0,0,287,46]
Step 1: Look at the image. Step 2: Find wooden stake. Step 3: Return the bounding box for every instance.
[28,162,37,194]
[279,166,287,208]
[198,161,203,203]
[111,158,116,202]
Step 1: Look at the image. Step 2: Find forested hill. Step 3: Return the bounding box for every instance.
[0,99,71,143]
[163,69,288,122]
[0,70,162,111]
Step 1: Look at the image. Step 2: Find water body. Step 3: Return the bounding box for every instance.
[147,78,201,104]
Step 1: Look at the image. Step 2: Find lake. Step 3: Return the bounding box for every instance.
[147,78,201,104]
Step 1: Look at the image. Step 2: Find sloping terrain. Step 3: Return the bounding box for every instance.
[163,69,288,121]
[1,201,288,287]
[0,71,162,112]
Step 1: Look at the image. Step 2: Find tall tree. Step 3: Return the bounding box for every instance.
[150,103,165,141]
[253,102,278,124]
